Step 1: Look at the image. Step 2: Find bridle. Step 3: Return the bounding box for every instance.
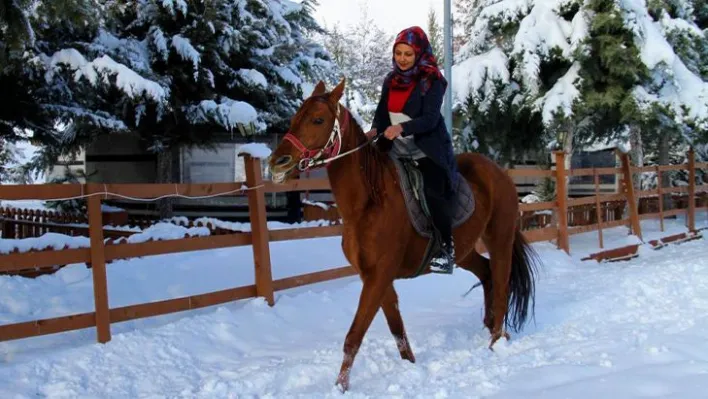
[283,102,372,172]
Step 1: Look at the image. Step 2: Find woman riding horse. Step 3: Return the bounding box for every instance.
[366,26,457,274]
[267,27,538,393]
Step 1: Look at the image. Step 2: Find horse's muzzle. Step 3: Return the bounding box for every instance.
[273,155,292,167]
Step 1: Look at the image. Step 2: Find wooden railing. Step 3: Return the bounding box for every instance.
[0,151,706,345]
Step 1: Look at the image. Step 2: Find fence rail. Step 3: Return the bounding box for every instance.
[0,151,706,345]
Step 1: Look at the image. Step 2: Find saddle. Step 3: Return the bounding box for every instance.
[389,153,476,277]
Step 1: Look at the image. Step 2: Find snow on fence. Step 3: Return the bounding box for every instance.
[0,152,706,345]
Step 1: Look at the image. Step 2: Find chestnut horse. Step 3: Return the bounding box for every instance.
[268,79,538,392]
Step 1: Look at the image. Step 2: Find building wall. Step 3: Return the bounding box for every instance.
[85,134,156,184]
[45,149,87,183]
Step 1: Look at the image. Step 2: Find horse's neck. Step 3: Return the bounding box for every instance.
[326,114,375,219]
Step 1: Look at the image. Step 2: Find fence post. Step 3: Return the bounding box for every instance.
[243,155,275,306]
[687,148,696,232]
[554,151,570,254]
[0,216,7,238]
[656,166,664,232]
[619,152,643,241]
[86,184,111,343]
[593,168,604,248]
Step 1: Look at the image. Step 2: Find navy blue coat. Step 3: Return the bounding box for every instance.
[372,75,460,191]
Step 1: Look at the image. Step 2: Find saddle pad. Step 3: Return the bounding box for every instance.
[390,155,475,238]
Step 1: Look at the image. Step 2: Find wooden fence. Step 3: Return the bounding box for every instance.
[0,151,706,345]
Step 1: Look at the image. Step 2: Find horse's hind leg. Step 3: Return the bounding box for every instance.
[380,285,415,362]
[456,250,494,333]
[484,227,514,349]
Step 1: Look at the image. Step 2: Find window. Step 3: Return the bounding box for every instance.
[181,144,244,183]
[181,143,272,183]
[570,150,617,185]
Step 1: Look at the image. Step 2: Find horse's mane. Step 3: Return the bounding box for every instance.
[342,107,389,206]
[296,94,389,206]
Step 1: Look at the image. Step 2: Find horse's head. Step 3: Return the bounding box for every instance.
[268,78,346,184]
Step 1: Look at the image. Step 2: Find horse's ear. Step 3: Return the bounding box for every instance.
[311,81,326,97]
[329,77,346,104]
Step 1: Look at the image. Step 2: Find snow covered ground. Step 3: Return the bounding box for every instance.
[0,213,707,398]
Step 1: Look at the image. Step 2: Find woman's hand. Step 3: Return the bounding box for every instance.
[383,124,403,140]
[364,129,377,140]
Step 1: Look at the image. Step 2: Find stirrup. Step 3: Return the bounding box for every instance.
[429,246,454,274]
[430,257,454,274]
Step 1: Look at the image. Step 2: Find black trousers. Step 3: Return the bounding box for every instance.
[416,157,454,246]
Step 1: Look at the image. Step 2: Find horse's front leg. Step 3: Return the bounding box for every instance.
[336,263,398,392]
[380,284,415,363]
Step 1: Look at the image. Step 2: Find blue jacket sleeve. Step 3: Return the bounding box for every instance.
[400,78,445,137]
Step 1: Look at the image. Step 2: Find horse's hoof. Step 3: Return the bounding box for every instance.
[488,330,511,350]
[335,375,349,393]
[401,350,416,363]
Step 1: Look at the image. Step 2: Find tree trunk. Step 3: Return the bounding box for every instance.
[561,120,574,182]
[623,124,646,221]
[156,149,174,219]
[628,124,644,190]
[552,122,574,229]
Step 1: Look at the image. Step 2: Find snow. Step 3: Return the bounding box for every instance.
[455,0,706,137]
[275,66,302,85]
[188,218,337,233]
[512,0,576,96]
[162,0,188,16]
[171,35,200,79]
[237,69,268,88]
[100,204,124,213]
[266,0,300,32]
[0,233,90,255]
[236,143,272,159]
[575,133,632,153]
[451,47,510,110]
[302,198,333,210]
[275,0,303,15]
[149,27,169,62]
[122,223,210,244]
[45,49,169,103]
[535,62,581,124]
[186,98,263,131]
[0,223,208,255]
[621,0,708,127]
[453,0,589,124]
[1,213,707,397]
[521,193,541,203]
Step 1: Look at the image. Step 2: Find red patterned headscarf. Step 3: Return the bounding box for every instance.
[389,26,447,94]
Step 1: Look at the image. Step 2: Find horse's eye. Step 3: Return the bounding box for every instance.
[313,118,325,125]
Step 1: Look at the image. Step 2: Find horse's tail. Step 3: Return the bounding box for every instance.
[505,226,539,332]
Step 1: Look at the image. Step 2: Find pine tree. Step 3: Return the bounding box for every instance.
[453,0,478,51]
[453,0,707,173]
[694,0,708,28]
[451,0,585,165]
[0,0,103,186]
[1,0,36,146]
[0,139,22,183]
[0,0,34,50]
[632,1,706,170]
[31,0,331,216]
[577,0,646,141]
[40,0,332,138]
[427,7,444,64]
